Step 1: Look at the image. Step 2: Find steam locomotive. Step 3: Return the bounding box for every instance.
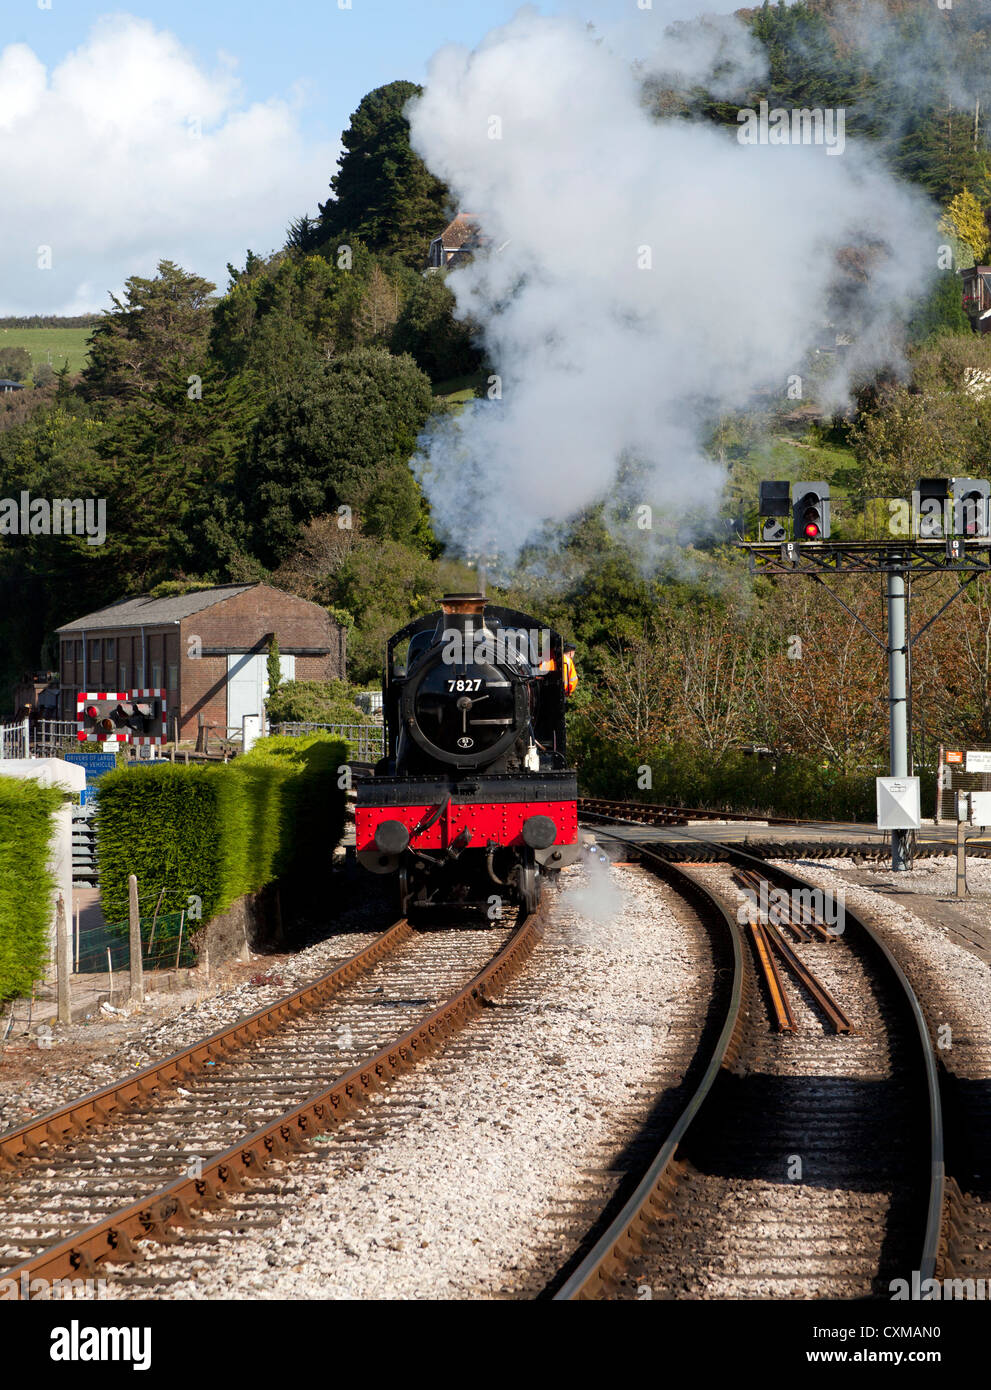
[355,595,580,915]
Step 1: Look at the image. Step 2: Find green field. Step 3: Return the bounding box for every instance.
[0,326,93,380]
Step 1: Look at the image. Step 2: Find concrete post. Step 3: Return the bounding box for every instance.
[887,562,910,871]
[128,873,144,1003]
[956,817,969,898]
[56,892,71,1024]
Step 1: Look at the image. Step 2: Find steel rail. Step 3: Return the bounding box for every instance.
[563,818,944,1295]
[748,918,797,1033]
[0,919,414,1171]
[764,923,854,1034]
[553,854,744,1300]
[5,912,542,1294]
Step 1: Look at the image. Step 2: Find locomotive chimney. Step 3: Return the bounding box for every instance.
[440,593,487,617]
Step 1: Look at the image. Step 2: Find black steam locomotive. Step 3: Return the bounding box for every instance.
[355,594,580,915]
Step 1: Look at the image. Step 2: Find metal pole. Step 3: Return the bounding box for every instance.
[887,561,910,871]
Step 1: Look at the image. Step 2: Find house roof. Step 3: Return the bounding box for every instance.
[434,214,480,250]
[0,380,25,389]
[56,584,257,633]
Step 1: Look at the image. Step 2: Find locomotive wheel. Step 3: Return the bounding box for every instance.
[519,858,541,915]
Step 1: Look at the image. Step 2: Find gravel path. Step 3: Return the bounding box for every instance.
[99,858,711,1300]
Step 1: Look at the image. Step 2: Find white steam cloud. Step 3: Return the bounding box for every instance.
[407,7,938,561]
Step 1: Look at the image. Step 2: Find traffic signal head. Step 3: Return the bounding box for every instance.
[759,480,791,516]
[916,478,949,539]
[952,477,990,537]
[792,481,831,540]
[77,690,167,743]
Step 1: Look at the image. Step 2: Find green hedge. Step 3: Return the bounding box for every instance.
[97,734,348,927]
[0,777,62,1000]
[573,732,937,823]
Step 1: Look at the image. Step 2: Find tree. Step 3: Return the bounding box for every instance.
[315,82,450,268]
[390,271,483,382]
[907,271,971,343]
[236,347,434,565]
[939,189,990,264]
[267,635,282,697]
[81,261,217,403]
[265,679,374,725]
[0,347,32,381]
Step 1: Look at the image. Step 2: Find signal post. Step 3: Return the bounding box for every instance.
[741,478,991,871]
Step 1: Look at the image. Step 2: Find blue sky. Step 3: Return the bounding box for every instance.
[12,1,555,152]
[0,0,578,313]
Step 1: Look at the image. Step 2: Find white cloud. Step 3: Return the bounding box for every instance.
[0,15,337,313]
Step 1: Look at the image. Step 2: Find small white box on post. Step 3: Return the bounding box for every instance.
[876,776,921,830]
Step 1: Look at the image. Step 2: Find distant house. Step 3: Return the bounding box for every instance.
[56,583,346,737]
[428,213,484,270]
[0,380,24,393]
[961,266,991,332]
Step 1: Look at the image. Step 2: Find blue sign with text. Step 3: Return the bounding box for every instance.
[64,752,118,789]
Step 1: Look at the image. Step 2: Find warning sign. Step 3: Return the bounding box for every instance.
[965,750,991,774]
[876,776,922,830]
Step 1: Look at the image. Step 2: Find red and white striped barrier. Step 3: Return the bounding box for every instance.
[76,690,168,745]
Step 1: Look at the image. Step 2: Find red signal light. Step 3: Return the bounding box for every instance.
[804,522,819,538]
[86,705,99,719]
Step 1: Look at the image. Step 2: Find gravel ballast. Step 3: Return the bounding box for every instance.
[100,857,712,1300]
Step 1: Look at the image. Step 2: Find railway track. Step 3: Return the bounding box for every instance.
[556,824,943,1300]
[1,912,541,1295]
[579,796,991,860]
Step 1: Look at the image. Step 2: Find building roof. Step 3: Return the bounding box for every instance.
[0,379,25,389]
[56,584,257,633]
[433,213,480,250]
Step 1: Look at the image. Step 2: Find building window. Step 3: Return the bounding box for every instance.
[76,641,83,661]
[168,664,178,691]
[62,642,72,670]
[90,639,100,662]
[119,664,128,689]
[152,663,162,688]
[104,638,115,662]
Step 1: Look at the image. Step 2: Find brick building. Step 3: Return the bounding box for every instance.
[56,584,346,738]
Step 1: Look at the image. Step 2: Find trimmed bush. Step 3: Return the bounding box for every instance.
[0,777,62,1000]
[97,734,347,928]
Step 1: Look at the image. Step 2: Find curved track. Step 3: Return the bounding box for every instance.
[557,821,944,1300]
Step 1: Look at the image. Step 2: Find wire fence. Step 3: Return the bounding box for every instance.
[270,722,384,763]
[75,905,197,974]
